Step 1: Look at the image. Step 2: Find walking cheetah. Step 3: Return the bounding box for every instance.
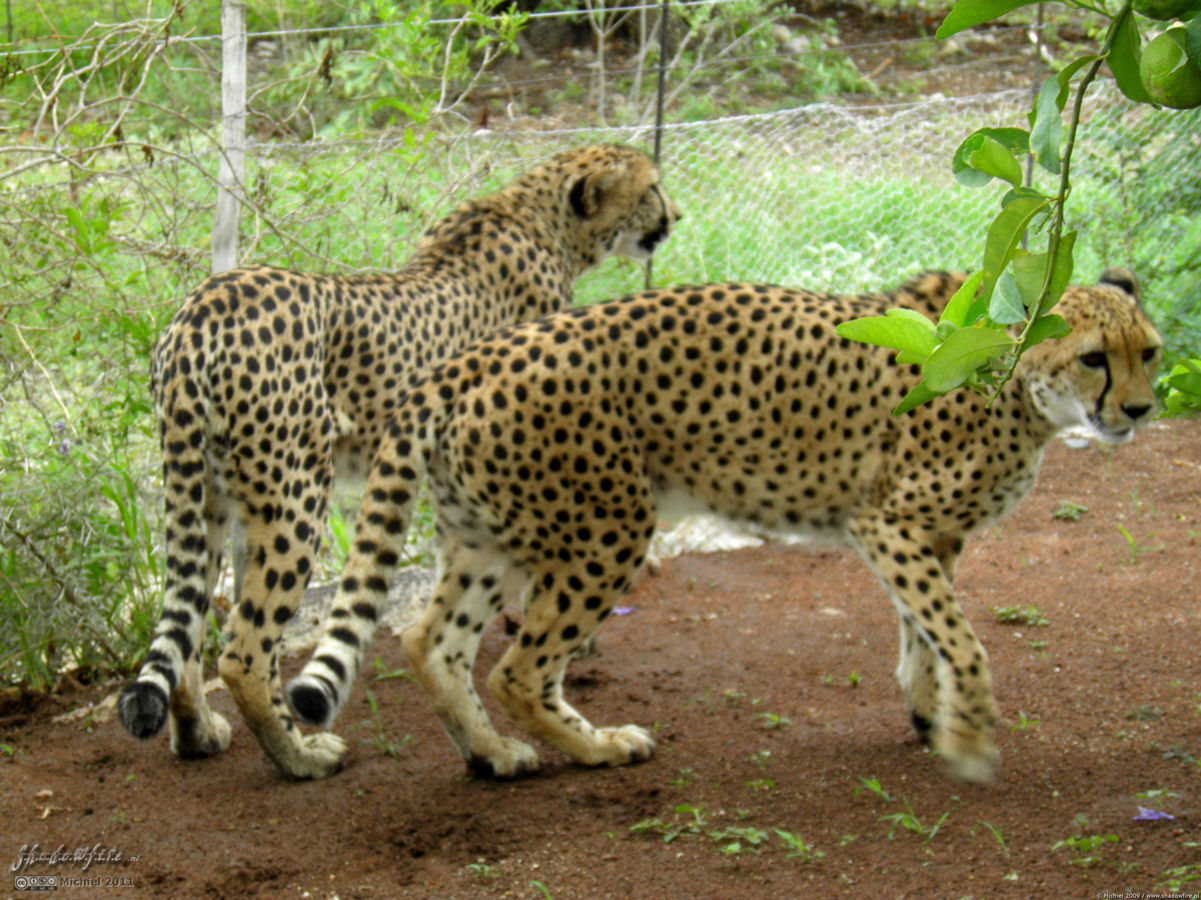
[118,145,680,779]
[287,269,1160,782]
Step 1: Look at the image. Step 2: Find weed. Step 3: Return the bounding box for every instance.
[1158,851,1201,893]
[668,768,698,786]
[630,803,710,843]
[992,605,1050,627]
[880,795,954,842]
[1117,524,1162,564]
[746,778,775,792]
[464,862,495,882]
[723,690,746,705]
[772,828,826,861]
[1128,704,1166,721]
[846,671,862,687]
[356,688,412,759]
[370,658,417,683]
[0,744,14,758]
[854,776,895,803]
[1052,499,1088,521]
[1135,788,1180,800]
[711,825,770,855]
[973,821,1010,856]
[748,749,772,769]
[755,712,792,729]
[1051,833,1118,866]
[1010,710,1039,733]
[530,880,554,900]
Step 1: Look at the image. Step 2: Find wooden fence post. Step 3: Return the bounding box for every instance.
[212,0,246,275]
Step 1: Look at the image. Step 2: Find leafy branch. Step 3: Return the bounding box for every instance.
[836,0,1198,414]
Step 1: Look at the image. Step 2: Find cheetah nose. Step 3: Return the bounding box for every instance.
[1122,402,1152,421]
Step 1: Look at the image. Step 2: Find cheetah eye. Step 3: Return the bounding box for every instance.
[1141,347,1159,363]
[1079,351,1106,369]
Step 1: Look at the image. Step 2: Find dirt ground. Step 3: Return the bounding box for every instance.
[3,416,1199,899]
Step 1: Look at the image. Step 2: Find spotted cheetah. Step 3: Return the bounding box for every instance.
[118,145,680,779]
[287,269,1160,783]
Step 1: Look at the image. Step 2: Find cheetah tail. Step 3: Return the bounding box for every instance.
[118,412,212,741]
[285,415,428,730]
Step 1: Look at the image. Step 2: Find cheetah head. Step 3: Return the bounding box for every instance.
[560,145,681,264]
[1021,268,1162,444]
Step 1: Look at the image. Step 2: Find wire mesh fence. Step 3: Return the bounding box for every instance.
[2,3,1199,686]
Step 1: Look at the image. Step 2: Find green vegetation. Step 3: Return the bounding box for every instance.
[1052,499,1088,521]
[629,803,824,861]
[992,605,1050,627]
[854,777,957,842]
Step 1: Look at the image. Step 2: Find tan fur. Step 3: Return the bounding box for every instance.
[119,145,680,779]
[292,269,1160,783]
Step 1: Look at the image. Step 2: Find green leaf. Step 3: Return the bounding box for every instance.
[952,128,1030,188]
[1028,76,1063,175]
[940,271,985,327]
[1107,11,1152,104]
[990,272,1026,325]
[980,195,1051,302]
[922,326,1013,393]
[835,311,938,361]
[969,137,1025,189]
[893,380,943,416]
[1011,231,1076,313]
[1020,314,1072,353]
[936,0,1041,38]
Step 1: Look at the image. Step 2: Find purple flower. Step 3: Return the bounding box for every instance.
[1133,806,1175,821]
[57,439,70,455]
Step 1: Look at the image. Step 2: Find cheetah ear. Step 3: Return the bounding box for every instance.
[568,165,627,218]
[1098,267,1140,303]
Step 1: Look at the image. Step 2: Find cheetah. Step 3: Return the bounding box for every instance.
[118,145,680,779]
[286,269,1161,783]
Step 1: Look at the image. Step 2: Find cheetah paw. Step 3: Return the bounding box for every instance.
[170,710,232,759]
[933,728,999,784]
[591,724,656,767]
[281,732,348,781]
[468,736,541,779]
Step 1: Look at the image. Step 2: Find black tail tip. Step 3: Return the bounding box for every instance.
[118,682,169,739]
[285,677,333,728]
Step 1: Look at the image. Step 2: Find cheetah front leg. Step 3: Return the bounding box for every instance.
[850,517,999,783]
[894,535,964,745]
[401,541,541,777]
[485,561,654,769]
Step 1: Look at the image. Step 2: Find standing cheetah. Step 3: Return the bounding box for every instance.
[287,269,1160,783]
[119,145,680,779]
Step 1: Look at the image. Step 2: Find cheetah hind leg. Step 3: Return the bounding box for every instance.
[401,544,541,778]
[218,509,347,780]
[486,566,654,769]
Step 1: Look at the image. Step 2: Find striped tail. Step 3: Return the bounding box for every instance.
[118,411,212,740]
[285,416,427,729]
